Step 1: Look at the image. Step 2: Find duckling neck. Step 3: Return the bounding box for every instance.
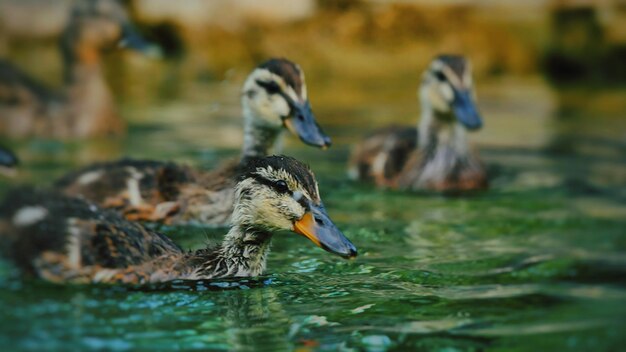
[209,225,273,278]
[418,107,469,157]
[241,120,282,162]
[60,43,119,136]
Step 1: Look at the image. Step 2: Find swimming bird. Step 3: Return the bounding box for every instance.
[0,145,18,177]
[54,58,332,226]
[349,55,487,191]
[0,156,356,284]
[0,0,159,139]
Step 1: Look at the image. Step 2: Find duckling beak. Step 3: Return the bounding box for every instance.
[293,204,357,259]
[0,147,18,177]
[283,101,332,149]
[452,90,483,130]
[118,24,162,59]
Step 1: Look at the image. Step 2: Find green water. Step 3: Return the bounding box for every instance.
[0,72,625,351]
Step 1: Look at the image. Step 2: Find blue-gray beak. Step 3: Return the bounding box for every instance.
[284,101,332,149]
[293,203,357,259]
[0,146,18,168]
[119,24,162,58]
[452,90,482,130]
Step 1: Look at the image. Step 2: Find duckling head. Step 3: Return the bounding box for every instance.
[61,0,160,65]
[420,55,483,131]
[233,156,356,259]
[0,146,18,177]
[241,58,332,149]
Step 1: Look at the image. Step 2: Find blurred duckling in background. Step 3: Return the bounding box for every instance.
[349,55,487,192]
[0,0,159,139]
[0,156,356,284]
[54,58,332,226]
[0,145,18,177]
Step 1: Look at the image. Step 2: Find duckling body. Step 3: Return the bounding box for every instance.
[349,55,487,192]
[55,58,331,226]
[55,159,239,225]
[0,156,356,284]
[0,0,156,139]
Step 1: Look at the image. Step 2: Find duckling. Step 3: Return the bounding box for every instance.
[0,0,158,139]
[349,55,487,191]
[0,145,18,177]
[0,156,356,284]
[54,58,332,226]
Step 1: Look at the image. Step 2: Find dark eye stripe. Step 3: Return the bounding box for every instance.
[252,175,291,195]
[434,70,447,82]
[256,79,281,95]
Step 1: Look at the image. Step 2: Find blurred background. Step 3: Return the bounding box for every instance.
[0,1,625,351]
[1,0,625,172]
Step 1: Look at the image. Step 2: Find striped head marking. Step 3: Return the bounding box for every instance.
[422,55,483,130]
[242,58,331,148]
[233,155,357,259]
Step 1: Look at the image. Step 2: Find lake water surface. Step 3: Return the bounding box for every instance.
[0,65,625,351]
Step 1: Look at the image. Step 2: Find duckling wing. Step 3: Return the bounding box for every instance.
[54,158,195,223]
[348,126,417,187]
[0,188,183,283]
[54,158,240,226]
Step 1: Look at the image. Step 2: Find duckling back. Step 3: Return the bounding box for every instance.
[348,126,418,187]
[53,158,239,226]
[0,189,182,283]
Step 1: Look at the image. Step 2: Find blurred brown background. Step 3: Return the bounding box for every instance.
[0,0,624,170]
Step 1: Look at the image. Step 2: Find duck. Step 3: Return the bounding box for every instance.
[348,55,488,192]
[54,58,332,226]
[0,0,159,139]
[0,145,18,177]
[0,156,357,284]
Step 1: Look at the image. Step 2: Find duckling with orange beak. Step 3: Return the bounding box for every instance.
[0,156,356,284]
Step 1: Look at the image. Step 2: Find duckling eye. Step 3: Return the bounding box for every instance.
[274,180,290,193]
[434,71,447,82]
[256,80,281,95]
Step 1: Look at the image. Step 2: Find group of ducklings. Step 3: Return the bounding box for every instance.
[0,0,486,286]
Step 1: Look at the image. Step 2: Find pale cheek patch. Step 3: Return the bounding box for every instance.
[270,96,290,118]
[429,87,450,113]
[13,206,49,227]
[439,83,454,102]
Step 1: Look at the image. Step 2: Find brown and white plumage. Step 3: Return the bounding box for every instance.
[0,0,158,139]
[54,58,332,226]
[0,156,357,285]
[349,55,488,192]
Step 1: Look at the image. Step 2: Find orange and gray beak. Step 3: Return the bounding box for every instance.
[293,203,357,259]
[283,100,332,149]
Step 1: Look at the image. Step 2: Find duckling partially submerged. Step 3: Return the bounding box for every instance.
[0,0,159,139]
[349,55,487,191]
[0,156,356,284]
[54,58,331,226]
